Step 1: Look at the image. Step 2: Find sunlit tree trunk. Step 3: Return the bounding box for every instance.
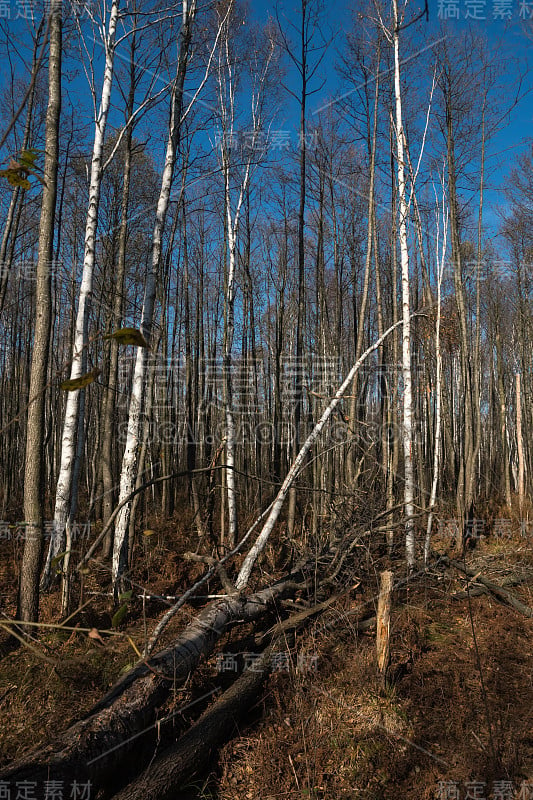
[43,0,119,589]
[392,0,416,568]
[425,191,447,563]
[112,1,197,589]
[19,0,62,622]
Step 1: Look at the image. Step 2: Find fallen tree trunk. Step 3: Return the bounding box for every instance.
[111,593,377,799]
[443,557,533,617]
[111,638,281,800]
[0,568,312,796]
[451,575,526,600]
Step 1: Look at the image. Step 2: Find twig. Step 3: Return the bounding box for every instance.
[443,557,533,618]
[0,622,57,665]
[183,552,237,595]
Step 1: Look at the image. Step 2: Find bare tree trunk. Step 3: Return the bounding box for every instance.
[495,322,511,508]
[348,48,380,485]
[101,26,138,560]
[223,173,239,548]
[445,91,475,533]
[216,9,274,547]
[19,0,62,623]
[516,372,525,516]
[43,0,119,588]
[182,192,205,538]
[425,191,447,562]
[391,0,416,569]
[112,1,197,589]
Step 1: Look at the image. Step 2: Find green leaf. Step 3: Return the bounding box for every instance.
[118,590,133,603]
[19,148,41,169]
[60,367,101,391]
[0,169,31,189]
[0,150,43,190]
[13,175,31,189]
[51,551,66,574]
[111,604,129,629]
[104,327,149,348]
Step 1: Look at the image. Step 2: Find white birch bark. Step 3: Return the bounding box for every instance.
[217,16,274,547]
[42,0,119,587]
[425,186,448,563]
[112,1,197,588]
[224,198,239,548]
[236,319,405,591]
[516,372,525,517]
[392,0,416,569]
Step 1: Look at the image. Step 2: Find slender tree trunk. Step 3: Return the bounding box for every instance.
[472,98,486,508]
[19,0,62,622]
[101,27,137,559]
[445,93,475,533]
[425,198,446,562]
[391,0,416,569]
[348,49,380,485]
[288,0,309,538]
[516,372,525,516]
[223,170,239,548]
[43,0,119,588]
[182,194,205,538]
[112,1,197,589]
[495,322,511,508]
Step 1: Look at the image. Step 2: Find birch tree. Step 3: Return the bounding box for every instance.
[390,0,416,568]
[424,177,447,563]
[215,2,276,548]
[42,0,120,589]
[112,0,218,589]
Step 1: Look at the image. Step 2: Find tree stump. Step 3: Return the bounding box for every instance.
[376,570,393,686]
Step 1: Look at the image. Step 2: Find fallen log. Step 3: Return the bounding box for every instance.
[0,567,312,797]
[111,593,379,799]
[110,590,374,799]
[111,637,282,800]
[451,575,526,600]
[443,557,533,618]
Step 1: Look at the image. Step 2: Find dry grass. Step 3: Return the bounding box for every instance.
[0,514,532,799]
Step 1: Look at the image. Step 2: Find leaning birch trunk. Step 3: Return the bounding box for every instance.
[392,0,416,570]
[112,1,196,589]
[235,319,405,590]
[42,0,119,588]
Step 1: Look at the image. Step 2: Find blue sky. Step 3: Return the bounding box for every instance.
[246,0,532,243]
[1,0,531,252]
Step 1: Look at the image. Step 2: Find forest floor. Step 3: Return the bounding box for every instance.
[0,517,532,800]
